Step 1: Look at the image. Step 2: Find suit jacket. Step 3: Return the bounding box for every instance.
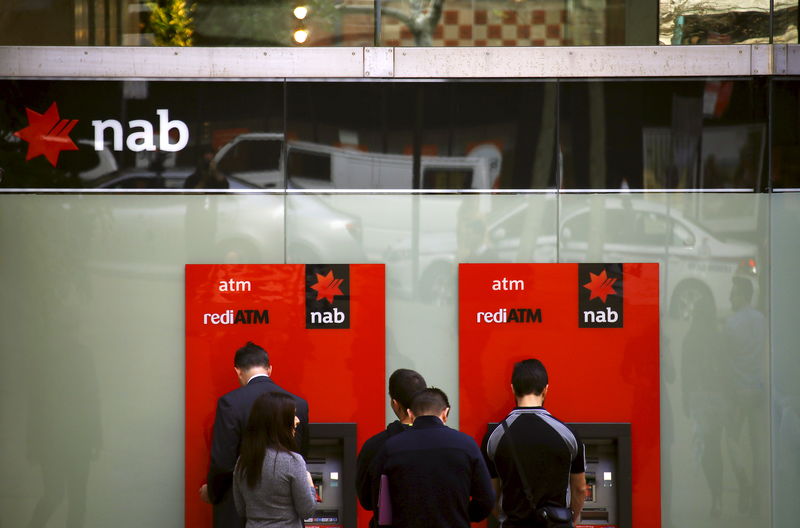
[207,376,310,528]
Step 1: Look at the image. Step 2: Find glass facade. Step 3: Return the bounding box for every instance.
[0,79,782,191]
[1,0,797,47]
[0,45,797,528]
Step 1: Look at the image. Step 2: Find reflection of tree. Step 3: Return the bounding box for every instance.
[337,0,444,46]
[168,0,445,47]
[148,0,195,46]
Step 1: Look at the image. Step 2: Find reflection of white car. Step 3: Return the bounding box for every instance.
[87,173,365,276]
[212,132,493,190]
[75,140,118,182]
[555,198,759,320]
[214,133,284,188]
[385,197,759,318]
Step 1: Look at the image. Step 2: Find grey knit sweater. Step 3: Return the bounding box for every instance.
[233,449,317,528]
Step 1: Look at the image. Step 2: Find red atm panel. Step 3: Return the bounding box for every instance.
[459,263,660,528]
[185,264,385,528]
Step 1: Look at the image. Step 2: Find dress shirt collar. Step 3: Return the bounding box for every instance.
[246,373,270,384]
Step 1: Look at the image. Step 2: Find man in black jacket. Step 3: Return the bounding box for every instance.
[373,388,495,528]
[356,368,427,526]
[483,359,586,528]
[200,342,309,528]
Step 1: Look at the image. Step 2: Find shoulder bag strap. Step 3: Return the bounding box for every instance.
[501,419,537,510]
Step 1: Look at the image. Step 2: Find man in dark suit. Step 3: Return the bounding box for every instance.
[199,342,309,528]
[373,388,495,528]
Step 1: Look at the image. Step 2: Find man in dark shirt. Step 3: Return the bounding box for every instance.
[356,368,427,526]
[483,359,586,528]
[374,388,495,528]
[200,342,309,528]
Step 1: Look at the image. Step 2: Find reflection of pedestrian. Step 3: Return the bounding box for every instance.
[185,146,228,189]
[26,333,101,528]
[681,295,725,516]
[723,277,767,517]
[462,217,501,262]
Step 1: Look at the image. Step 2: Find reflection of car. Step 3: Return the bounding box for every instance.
[75,140,119,182]
[214,132,283,188]
[86,171,365,275]
[94,167,253,189]
[0,136,118,187]
[555,198,759,320]
[211,132,493,190]
[385,197,759,318]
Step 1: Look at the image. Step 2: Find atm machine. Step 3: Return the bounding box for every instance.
[569,423,631,528]
[486,422,631,528]
[305,423,357,528]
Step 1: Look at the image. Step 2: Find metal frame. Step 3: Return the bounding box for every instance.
[2,45,799,79]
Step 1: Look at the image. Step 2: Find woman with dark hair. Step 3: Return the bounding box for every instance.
[233,392,317,528]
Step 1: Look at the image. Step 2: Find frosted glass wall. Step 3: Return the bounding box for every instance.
[0,190,784,527]
[0,194,285,528]
[771,193,800,527]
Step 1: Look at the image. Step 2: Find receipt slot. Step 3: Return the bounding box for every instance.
[305,423,357,528]
[485,422,631,528]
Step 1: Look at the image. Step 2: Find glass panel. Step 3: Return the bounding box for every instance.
[0,80,284,190]
[195,0,375,47]
[772,1,799,43]
[559,192,770,527]
[285,192,557,427]
[659,0,771,44]
[286,82,556,190]
[559,79,769,190]
[381,0,659,46]
[5,0,794,46]
[0,1,374,46]
[0,193,284,527]
[771,193,800,527]
[772,79,800,189]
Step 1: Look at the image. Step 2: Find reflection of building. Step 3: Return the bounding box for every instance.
[381,2,570,47]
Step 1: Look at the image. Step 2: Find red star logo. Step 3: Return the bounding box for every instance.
[14,102,79,167]
[310,270,344,304]
[583,269,618,303]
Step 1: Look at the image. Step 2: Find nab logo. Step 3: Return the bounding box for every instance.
[578,264,623,328]
[14,103,79,167]
[306,264,350,329]
[14,101,189,168]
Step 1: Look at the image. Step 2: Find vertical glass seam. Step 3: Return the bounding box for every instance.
[375,0,382,47]
[556,79,561,263]
[283,78,288,264]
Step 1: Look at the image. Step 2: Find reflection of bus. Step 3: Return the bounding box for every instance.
[212,133,492,190]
